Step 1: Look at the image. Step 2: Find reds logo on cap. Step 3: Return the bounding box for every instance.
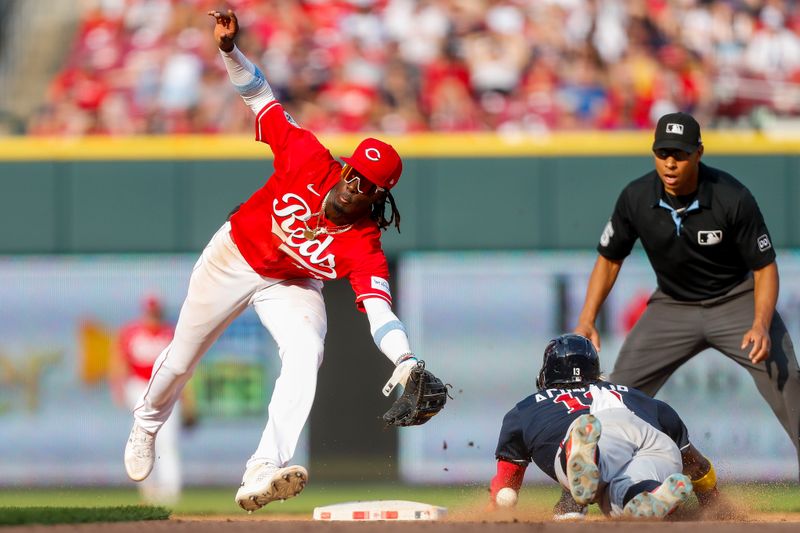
[342,138,403,190]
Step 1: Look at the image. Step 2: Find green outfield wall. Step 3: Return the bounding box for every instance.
[1,132,799,254]
[2,133,799,482]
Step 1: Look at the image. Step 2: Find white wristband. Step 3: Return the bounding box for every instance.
[381,357,418,397]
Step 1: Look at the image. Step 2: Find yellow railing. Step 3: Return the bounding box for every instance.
[1,131,799,160]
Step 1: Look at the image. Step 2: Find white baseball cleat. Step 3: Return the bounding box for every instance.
[235,463,308,512]
[565,414,602,505]
[124,422,156,482]
[622,473,693,519]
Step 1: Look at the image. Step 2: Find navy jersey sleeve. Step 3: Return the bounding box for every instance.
[732,189,776,271]
[654,398,690,450]
[597,186,639,260]
[495,406,531,465]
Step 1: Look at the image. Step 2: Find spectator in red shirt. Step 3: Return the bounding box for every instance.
[112,294,184,505]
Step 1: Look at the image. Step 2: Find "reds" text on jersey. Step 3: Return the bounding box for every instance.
[272,193,337,279]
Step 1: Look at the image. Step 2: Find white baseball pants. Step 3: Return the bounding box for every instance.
[126,377,182,503]
[133,222,327,469]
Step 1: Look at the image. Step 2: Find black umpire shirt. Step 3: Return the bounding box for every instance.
[598,162,776,301]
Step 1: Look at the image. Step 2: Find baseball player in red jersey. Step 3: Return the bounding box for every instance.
[124,9,443,512]
[114,295,182,504]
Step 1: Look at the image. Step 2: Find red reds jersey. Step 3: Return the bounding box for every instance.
[118,321,174,381]
[229,101,393,309]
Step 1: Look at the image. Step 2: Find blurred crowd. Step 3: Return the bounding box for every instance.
[27,0,800,136]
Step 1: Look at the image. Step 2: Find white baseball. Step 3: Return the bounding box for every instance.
[495,487,518,508]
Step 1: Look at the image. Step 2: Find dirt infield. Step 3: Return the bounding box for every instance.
[4,513,800,533]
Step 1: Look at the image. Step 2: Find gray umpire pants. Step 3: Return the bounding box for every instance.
[609,277,800,480]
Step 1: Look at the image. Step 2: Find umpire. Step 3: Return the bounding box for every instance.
[574,111,800,480]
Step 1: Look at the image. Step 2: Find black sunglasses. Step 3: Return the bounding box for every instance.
[654,148,695,161]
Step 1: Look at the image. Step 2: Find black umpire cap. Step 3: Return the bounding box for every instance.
[652,112,702,153]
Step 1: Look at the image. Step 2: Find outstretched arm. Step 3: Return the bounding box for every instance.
[364,297,448,427]
[208,9,276,114]
[489,459,527,509]
[362,297,418,394]
[574,254,623,351]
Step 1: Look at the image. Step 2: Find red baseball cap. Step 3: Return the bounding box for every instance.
[341,138,403,190]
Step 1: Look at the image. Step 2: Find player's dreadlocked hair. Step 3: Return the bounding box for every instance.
[371,193,401,233]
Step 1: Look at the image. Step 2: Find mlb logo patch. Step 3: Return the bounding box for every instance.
[758,234,772,252]
[698,230,722,245]
[371,276,391,295]
[666,123,684,134]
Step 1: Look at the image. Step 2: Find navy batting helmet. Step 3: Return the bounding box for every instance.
[536,334,600,389]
